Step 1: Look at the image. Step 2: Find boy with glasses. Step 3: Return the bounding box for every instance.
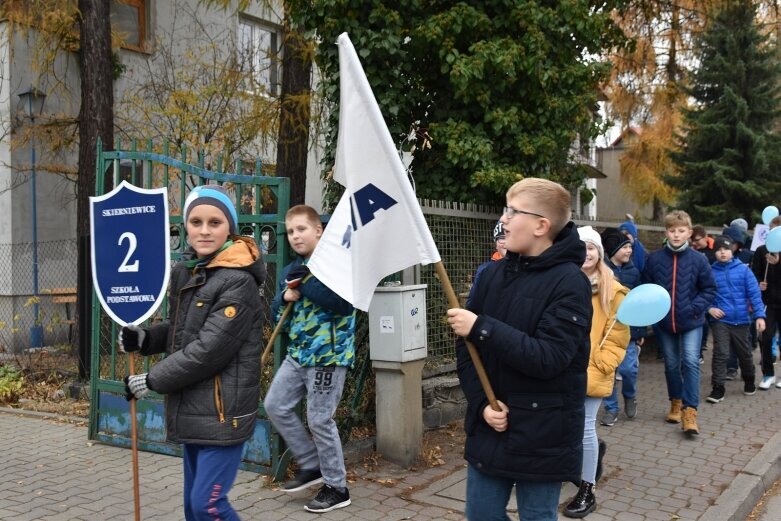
[447,178,592,521]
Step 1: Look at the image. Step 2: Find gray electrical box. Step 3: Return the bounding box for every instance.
[368,284,427,362]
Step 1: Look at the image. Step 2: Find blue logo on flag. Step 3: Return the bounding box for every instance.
[90,181,170,326]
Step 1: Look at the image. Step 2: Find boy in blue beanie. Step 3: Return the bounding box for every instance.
[121,184,266,521]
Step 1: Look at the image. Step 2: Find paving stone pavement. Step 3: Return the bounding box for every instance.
[3,343,781,520]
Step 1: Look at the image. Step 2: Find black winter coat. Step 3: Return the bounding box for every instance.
[752,245,781,308]
[457,222,592,483]
[143,237,266,446]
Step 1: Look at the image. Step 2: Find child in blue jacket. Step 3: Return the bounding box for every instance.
[706,235,766,403]
[642,210,716,436]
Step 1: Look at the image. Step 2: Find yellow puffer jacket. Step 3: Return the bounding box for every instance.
[587,280,630,398]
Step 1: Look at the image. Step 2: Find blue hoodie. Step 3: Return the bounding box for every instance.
[618,221,647,273]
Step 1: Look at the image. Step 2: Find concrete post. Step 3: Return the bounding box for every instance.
[372,358,425,467]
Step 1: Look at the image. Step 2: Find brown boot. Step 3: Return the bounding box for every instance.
[681,407,699,435]
[666,399,683,423]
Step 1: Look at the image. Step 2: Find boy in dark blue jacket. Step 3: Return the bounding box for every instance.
[642,210,716,436]
[446,178,592,521]
[600,228,644,426]
[706,235,766,403]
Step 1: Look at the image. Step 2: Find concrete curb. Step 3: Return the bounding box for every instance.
[699,425,781,521]
[0,405,87,424]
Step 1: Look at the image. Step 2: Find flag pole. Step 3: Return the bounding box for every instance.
[261,302,293,366]
[127,352,141,521]
[434,261,500,411]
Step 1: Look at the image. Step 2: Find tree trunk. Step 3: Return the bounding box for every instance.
[76,0,114,378]
[275,13,312,207]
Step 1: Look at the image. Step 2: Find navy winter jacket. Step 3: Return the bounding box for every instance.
[710,259,766,325]
[605,258,644,340]
[457,222,592,483]
[642,246,717,334]
[752,245,781,308]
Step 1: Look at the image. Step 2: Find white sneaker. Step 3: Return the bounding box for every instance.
[776,378,781,389]
[759,376,776,390]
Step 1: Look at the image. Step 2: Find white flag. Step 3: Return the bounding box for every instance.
[307,33,441,311]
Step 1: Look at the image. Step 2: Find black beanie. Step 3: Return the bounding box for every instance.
[601,227,631,259]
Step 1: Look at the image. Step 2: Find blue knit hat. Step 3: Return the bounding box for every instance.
[183,185,238,234]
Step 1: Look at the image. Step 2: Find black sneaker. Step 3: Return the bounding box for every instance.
[283,468,323,492]
[744,381,757,396]
[725,369,738,380]
[599,410,618,427]
[304,484,351,513]
[706,386,725,403]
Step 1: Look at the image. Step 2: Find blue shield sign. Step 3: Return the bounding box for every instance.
[90,181,170,326]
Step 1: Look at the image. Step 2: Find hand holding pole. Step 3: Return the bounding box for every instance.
[435,262,500,412]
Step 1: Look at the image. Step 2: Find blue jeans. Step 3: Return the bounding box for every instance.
[655,326,703,409]
[581,397,601,483]
[183,443,244,521]
[603,341,639,413]
[465,464,560,521]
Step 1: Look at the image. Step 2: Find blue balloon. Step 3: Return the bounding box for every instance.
[766,226,781,253]
[763,206,779,226]
[616,284,671,327]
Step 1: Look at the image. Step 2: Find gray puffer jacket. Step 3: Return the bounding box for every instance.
[142,236,266,446]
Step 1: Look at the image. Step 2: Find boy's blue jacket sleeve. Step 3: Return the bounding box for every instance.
[271,258,353,318]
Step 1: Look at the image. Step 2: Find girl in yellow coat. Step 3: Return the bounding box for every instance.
[564,226,630,518]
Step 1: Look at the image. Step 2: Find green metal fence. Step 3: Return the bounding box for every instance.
[87,139,291,476]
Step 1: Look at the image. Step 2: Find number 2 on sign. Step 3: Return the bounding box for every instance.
[118,232,140,272]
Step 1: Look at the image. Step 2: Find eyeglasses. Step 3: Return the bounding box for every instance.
[502,206,546,219]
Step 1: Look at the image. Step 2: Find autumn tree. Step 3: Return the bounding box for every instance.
[605,1,712,220]
[670,1,781,224]
[116,2,279,164]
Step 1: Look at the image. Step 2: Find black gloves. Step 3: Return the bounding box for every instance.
[118,325,147,353]
[124,374,150,401]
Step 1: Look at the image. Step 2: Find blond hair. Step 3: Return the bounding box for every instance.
[664,210,692,229]
[286,205,321,227]
[594,260,617,314]
[506,178,571,235]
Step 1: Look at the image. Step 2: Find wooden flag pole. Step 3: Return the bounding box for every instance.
[261,302,293,366]
[597,317,617,350]
[127,352,141,521]
[434,261,500,412]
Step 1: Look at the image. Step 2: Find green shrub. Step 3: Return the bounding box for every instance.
[0,364,24,404]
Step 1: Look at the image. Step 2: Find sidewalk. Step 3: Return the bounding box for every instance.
[3,345,781,520]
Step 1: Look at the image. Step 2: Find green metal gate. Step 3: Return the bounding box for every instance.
[87,139,291,476]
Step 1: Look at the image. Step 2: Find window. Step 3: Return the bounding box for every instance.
[111,0,147,51]
[238,17,279,95]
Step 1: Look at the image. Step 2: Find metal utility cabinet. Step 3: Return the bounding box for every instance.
[368,284,427,467]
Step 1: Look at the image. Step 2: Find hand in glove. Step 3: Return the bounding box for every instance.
[124,374,150,401]
[119,325,147,353]
[285,265,310,288]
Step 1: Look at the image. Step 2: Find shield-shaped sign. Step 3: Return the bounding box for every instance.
[90,180,170,326]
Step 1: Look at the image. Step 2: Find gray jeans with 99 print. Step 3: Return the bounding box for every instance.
[264,356,348,489]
